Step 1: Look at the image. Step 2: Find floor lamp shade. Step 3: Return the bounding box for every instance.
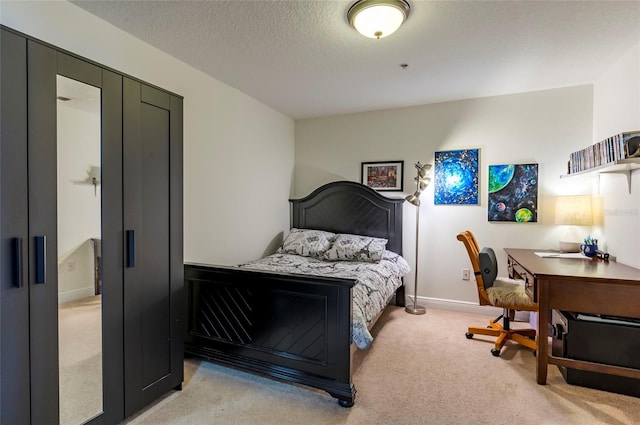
[405,162,432,315]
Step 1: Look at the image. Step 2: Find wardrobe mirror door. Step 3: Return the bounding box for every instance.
[56,75,103,425]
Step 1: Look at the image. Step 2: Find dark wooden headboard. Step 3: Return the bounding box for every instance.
[290,181,404,255]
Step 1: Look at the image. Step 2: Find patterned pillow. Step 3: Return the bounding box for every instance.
[278,228,335,258]
[322,233,388,263]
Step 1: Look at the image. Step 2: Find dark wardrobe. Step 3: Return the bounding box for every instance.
[0,26,184,425]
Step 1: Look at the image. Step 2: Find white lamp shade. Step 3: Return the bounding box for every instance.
[555,195,593,251]
[555,195,593,225]
[348,0,410,39]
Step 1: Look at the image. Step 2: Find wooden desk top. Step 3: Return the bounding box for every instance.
[504,248,640,285]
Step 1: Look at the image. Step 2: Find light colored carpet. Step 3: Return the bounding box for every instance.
[59,295,103,425]
[121,306,640,425]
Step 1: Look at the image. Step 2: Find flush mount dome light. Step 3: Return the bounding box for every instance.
[347,0,411,39]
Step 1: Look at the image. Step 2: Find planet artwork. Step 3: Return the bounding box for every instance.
[488,164,515,193]
[488,163,538,222]
[515,208,534,223]
[434,149,479,205]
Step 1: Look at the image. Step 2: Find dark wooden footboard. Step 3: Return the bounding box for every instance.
[184,263,358,406]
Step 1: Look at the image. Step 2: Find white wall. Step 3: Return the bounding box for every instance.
[593,40,640,268]
[57,240,96,304]
[1,1,295,265]
[593,41,640,142]
[57,93,101,258]
[296,86,595,307]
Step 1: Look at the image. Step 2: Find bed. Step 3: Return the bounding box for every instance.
[184,181,406,407]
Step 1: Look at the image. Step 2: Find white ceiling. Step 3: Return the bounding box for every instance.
[57,74,101,113]
[72,0,640,120]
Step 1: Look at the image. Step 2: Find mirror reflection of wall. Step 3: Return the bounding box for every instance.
[56,75,103,425]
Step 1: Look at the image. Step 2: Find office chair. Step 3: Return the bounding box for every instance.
[456,230,537,356]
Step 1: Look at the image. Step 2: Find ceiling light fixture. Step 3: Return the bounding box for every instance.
[347,0,411,39]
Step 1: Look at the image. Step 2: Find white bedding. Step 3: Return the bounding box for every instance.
[238,250,410,349]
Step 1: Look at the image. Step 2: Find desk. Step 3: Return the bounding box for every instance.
[504,248,640,385]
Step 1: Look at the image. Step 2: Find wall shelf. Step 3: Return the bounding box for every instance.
[560,158,640,193]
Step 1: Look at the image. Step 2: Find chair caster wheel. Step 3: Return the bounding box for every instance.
[491,348,501,357]
[465,332,474,339]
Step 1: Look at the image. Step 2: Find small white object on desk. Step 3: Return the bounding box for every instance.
[534,252,589,259]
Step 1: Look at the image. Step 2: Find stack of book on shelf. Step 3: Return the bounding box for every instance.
[568,130,640,174]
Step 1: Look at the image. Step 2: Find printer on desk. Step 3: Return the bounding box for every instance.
[552,310,640,397]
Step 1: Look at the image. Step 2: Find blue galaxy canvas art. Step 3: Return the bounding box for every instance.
[434,149,479,205]
[488,163,538,222]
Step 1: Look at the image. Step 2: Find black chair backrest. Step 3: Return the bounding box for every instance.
[478,247,498,289]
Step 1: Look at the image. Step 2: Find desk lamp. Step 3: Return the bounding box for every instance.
[555,195,593,252]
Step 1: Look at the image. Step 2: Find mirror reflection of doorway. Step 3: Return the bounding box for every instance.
[56,75,103,425]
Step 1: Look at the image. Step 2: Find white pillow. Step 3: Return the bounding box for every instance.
[322,233,388,263]
[278,228,335,258]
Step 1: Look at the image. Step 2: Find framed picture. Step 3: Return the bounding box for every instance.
[434,149,479,205]
[488,163,538,222]
[361,161,404,191]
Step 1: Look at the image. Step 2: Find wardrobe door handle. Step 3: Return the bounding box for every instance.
[35,235,46,284]
[126,230,135,268]
[13,238,23,288]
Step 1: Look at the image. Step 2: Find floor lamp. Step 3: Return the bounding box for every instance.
[405,161,432,315]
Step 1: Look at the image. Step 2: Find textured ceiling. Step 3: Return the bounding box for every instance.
[72,1,640,120]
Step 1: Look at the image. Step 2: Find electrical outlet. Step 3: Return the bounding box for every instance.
[462,269,470,280]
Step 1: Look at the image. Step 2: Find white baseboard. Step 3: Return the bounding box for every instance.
[409,296,531,322]
[415,296,502,316]
[58,286,95,304]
